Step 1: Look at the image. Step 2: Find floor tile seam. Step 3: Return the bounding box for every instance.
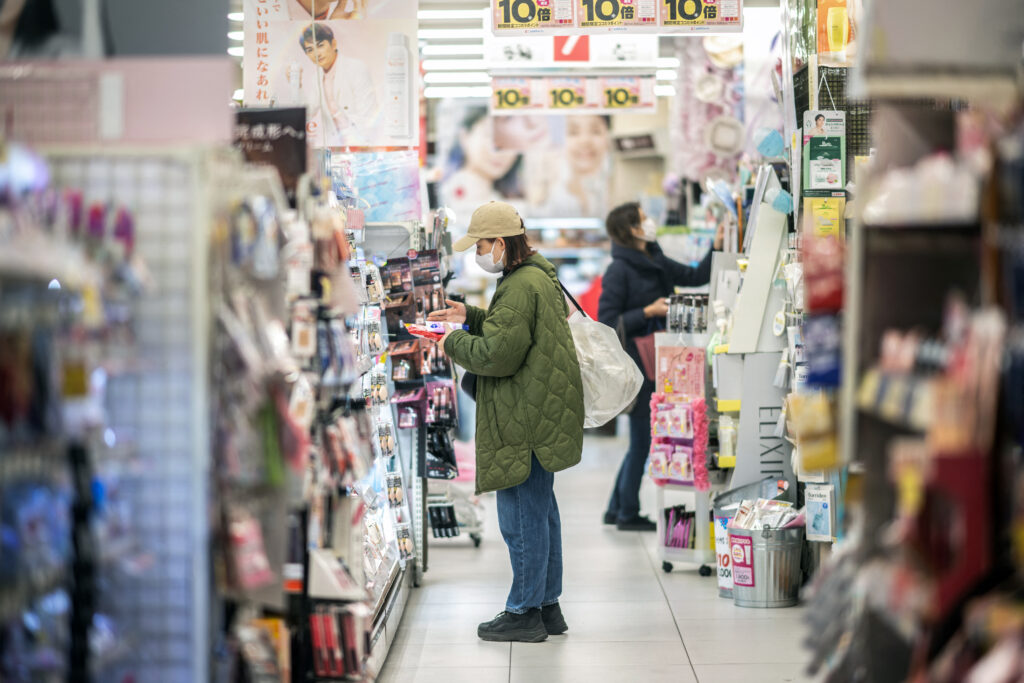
[640,530,700,682]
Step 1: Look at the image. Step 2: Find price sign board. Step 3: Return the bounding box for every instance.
[547,77,587,109]
[492,0,740,33]
[662,0,740,27]
[493,0,575,32]
[492,77,542,111]
[491,74,655,115]
[577,0,658,29]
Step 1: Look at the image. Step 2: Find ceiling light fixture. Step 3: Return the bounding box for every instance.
[418,28,488,40]
[654,84,676,97]
[228,31,244,41]
[228,46,244,57]
[422,58,488,71]
[423,71,491,84]
[423,85,493,99]
[417,9,486,20]
[421,44,486,56]
[227,12,244,21]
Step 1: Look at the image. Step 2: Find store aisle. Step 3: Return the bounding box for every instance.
[380,436,813,683]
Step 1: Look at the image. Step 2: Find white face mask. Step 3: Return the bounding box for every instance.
[475,241,505,273]
[640,217,658,242]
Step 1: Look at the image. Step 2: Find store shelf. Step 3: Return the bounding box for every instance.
[370,559,401,626]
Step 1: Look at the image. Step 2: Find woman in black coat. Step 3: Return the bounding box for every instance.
[597,202,722,531]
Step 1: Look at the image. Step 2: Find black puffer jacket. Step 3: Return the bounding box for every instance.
[597,242,713,367]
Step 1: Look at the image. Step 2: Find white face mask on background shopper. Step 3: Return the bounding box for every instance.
[475,240,506,273]
[640,217,658,242]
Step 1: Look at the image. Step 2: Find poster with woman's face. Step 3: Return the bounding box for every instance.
[436,102,613,228]
[243,0,417,148]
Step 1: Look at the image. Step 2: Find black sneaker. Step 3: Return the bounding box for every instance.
[603,511,617,525]
[616,515,657,532]
[477,609,548,643]
[541,603,568,635]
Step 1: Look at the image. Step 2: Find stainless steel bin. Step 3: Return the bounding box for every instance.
[728,526,803,608]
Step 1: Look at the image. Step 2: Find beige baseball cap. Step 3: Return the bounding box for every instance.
[452,201,525,252]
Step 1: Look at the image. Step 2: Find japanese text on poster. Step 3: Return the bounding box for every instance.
[243,0,418,148]
[490,0,740,34]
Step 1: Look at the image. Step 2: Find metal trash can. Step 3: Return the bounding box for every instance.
[712,478,792,598]
[728,526,803,608]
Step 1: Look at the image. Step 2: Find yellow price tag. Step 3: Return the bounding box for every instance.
[495,0,542,28]
[662,0,714,25]
[578,0,628,26]
[548,87,584,109]
[494,88,531,110]
[603,87,640,109]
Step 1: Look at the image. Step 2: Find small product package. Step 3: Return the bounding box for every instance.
[405,321,468,341]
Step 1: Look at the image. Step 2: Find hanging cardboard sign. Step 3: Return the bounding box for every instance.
[490,0,741,34]
[801,110,846,198]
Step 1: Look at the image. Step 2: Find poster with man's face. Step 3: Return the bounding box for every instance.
[436,101,613,229]
[243,0,417,148]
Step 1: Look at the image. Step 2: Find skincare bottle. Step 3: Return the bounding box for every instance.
[385,33,411,139]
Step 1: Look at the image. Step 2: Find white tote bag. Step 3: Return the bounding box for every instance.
[524,263,644,427]
[566,308,644,428]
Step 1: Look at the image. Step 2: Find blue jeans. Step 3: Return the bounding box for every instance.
[496,454,562,614]
[607,380,654,523]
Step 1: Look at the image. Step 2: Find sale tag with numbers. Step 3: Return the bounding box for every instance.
[597,76,654,110]
[661,0,740,27]
[577,0,657,28]
[547,77,587,109]
[492,77,542,111]
[493,0,575,32]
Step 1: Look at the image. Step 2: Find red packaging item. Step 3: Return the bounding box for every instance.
[405,321,468,341]
[802,234,844,313]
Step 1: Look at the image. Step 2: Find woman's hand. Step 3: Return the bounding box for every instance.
[643,297,669,319]
[428,299,467,325]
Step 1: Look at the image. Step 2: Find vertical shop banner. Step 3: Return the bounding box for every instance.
[243,0,418,149]
[490,0,741,33]
[730,533,754,587]
[802,110,846,197]
[491,74,655,115]
[235,108,307,208]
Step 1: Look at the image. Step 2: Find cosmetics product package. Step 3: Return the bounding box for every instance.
[405,321,467,342]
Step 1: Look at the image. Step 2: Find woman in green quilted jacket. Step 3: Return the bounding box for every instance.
[428,201,585,643]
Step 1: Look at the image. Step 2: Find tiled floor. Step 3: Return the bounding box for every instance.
[379,437,814,683]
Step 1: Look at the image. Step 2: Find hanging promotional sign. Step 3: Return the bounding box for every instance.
[801,110,846,197]
[235,108,307,208]
[242,0,418,149]
[491,73,656,115]
[490,0,741,34]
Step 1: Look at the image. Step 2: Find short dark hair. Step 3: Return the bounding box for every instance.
[299,23,334,48]
[815,114,825,123]
[606,202,641,248]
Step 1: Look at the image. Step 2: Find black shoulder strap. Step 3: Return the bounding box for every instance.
[519,261,587,319]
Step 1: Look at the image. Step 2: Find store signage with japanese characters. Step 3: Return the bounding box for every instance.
[243,0,418,149]
[490,0,741,34]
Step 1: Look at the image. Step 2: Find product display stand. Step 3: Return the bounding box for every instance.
[652,332,723,575]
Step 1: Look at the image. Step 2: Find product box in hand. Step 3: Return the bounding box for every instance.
[405,321,467,342]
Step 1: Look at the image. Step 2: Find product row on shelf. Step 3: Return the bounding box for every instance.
[212,167,467,681]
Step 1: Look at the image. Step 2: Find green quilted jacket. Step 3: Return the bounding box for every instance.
[444,254,584,494]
